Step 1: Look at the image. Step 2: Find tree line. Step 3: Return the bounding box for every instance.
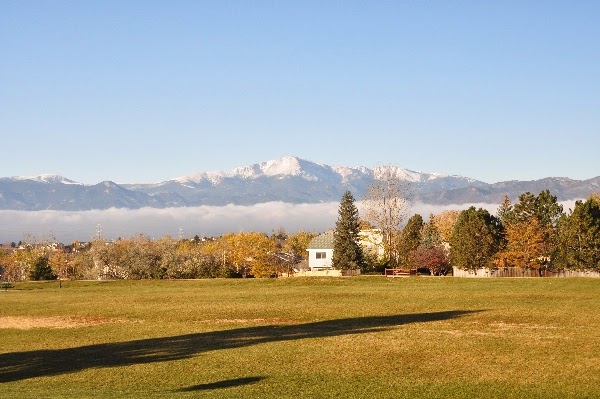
[0,231,316,282]
[1,186,598,281]
[332,186,600,275]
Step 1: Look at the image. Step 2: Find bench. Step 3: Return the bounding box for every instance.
[384,268,417,277]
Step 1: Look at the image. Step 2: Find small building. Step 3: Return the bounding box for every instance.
[358,229,385,259]
[307,231,335,271]
[306,229,385,272]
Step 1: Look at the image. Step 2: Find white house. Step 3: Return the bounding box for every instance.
[307,229,384,271]
[307,231,335,271]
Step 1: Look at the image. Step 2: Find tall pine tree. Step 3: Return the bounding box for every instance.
[332,191,364,270]
[496,195,515,226]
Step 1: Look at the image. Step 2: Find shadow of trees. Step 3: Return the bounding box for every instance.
[0,310,479,384]
[175,376,266,392]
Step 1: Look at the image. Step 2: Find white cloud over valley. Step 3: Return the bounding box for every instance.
[0,202,340,243]
[0,200,581,244]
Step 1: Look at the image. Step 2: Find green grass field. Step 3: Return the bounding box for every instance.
[1,277,599,398]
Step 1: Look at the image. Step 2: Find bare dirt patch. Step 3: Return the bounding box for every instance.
[488,321,560,330]
[204,318,298,324]
[422,321,565,340]
[0,316,125,330]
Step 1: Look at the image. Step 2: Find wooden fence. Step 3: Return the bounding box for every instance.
[293,269,361,277]
[452,267,600,278]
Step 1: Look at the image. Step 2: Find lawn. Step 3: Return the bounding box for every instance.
[1,277,599,398]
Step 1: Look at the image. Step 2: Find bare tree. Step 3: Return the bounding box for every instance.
[362,166,412,266]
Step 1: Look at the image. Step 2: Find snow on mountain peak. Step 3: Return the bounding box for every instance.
[261,156,304,176]
[14,174,82,185]
[332,165,371,183]
[175,157,329,184]
[373,166,449,182]
[228,156,327,181]
[174,171,225,185]
[172,157,463,188]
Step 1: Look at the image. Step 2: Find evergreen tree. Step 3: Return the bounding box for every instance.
[513,192,537,222]
[555,194,600,271]
[29,255,57,281]
[332,191,364,270]
[420,215,442,248]
[506,190,564,268]
[449,207,503,273]
[397,214,423,267]
[535,190,564,228]
[512,190,563,227]
[497,195,515,226]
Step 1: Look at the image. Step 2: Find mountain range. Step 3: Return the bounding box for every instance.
[1,156,598,211]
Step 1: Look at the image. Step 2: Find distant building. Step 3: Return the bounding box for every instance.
[358,229,385,259]
[307,231,335,271]
[307,229,384,271]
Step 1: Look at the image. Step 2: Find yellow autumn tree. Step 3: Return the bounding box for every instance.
[432,210,460,244]
[497,217,547,270]
[221,232,278,277]
[283,231,317,260]
[49,250,71,280]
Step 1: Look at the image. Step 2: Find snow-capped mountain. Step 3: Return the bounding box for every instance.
[143,156,472,188]
[12,174,83,185]
[0,156,598,210]
[124,156,483,207]
[174,156,365,184]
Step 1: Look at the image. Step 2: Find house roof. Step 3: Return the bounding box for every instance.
[307,231,335,249]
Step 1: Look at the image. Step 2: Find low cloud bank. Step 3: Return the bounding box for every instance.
[0,200,581,244]
[0,202,340,243]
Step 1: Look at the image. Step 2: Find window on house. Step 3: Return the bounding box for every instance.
[316,252,326,259]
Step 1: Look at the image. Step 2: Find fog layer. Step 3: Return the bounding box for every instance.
[0,200,579,243]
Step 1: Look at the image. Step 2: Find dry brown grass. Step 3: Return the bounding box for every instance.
[0,316,126,330]
[1,278,599,399]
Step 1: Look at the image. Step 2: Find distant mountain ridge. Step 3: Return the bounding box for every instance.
[0,156,598,210]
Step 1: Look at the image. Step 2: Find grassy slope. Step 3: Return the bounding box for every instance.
[1,277,599,398]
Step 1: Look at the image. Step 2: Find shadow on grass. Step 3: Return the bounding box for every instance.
[175,376,266,392]
[0,310,480,383]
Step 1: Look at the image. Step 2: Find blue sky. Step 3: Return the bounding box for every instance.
[1,1,599,185]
